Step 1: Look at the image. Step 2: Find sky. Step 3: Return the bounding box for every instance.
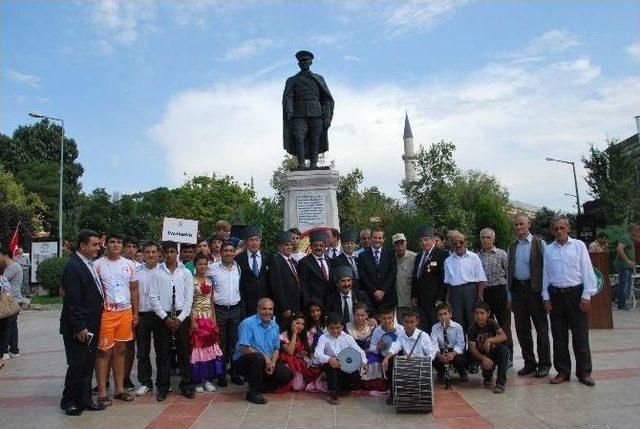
[2,0,639,212]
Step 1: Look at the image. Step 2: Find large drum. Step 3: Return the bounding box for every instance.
[392,356,434,413]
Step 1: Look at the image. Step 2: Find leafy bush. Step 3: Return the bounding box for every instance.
[36,256,68,296]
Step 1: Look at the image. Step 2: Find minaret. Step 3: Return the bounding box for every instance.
[402,112,417,184]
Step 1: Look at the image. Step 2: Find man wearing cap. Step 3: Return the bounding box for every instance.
[298,230,334,305]
[325,265,372,323]
[411,226,448,330]
[331,228,360,289]
[393,233,416,319]
[235,226,271,317]
[282,50,334,169]
[269,231,305,327]
[358,227,398,312]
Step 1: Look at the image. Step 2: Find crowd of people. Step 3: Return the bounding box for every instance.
[0,214,620,416]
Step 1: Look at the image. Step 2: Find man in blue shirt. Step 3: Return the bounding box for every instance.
[233,298,293,404]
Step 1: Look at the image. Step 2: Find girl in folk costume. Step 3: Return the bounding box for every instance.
[190,253,223,392]
[304,299,327,393]
[275,313,314,392]
[346,303,385,390]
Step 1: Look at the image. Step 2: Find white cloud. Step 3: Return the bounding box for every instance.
[343,54,361,62]
[224,38,276,61]
[6,70,41,87]
[627,41,640,61]
[512,29,580,60]
[384,0,471,38]
[150,31,639,212]
[89,0,157,51]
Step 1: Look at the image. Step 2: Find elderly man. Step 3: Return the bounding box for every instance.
[543,217,597,386]
[478,228,513,368]
[507,213,551,378]
[354,228,371,257]
[233,298,293,404]
[325,265,372,322]
[235,226,271,317]
[614,224,639,311]
[269,231,304,325]
[393,233,416,312]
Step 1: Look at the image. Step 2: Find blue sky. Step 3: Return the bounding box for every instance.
[2,1,639,212]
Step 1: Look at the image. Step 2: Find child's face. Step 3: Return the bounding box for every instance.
[474,308,490,325]
[293,317,305,334]
[354,309,368,325]
[195,258,208,275]
[379,313,394,329]
[436,309,451,324]
[328,322,343,338]
[310,305,322,322]
[403,316,419,334]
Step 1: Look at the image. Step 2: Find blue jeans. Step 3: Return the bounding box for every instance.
[616,267,633,309]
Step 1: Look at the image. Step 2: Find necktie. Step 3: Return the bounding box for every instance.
[342,295,350,323]
[374,249,380,265]
[287,257,299,286]
[348,256,358,278]
[251,252,259,277]
[318,257,329,280]
[332,248,337,259]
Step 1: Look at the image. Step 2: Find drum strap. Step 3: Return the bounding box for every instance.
[407,331,423,357]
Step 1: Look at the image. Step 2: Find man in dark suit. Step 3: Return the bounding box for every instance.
[235,226,271,317]
[59,229,104,416]
[411,225,448,330]
[325,265,373,322]
[358,226,397,312]
[330,228,359,288]
[269,231,305,326]
[298,230,334,305]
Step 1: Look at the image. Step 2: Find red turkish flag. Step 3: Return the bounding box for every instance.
[9,225,19,256]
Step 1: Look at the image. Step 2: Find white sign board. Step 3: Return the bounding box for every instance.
[296,193,327,231]
[161,217,198,244]
[30,241,58,283]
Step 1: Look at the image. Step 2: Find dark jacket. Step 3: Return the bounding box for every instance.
[60,253,104,336]
[325,289,373,320]
[507,235,544,293]
[411,247,448,307]
[330,253,359,289]
[357,247,398,306]
[298,253,335,305]
[235,250,272,316]
[269,253,305,318]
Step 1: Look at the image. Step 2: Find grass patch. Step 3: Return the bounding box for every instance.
[30,295,63,305]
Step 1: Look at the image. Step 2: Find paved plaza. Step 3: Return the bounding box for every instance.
[0,307,639,429]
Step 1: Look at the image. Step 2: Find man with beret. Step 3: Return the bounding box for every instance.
[298,230,335,305]
[235,226,271,317]
[358,226,398,312]
[393,233,416,318]
[282,50,334,169]
[411,225,448,330]
[269,231,305,327]
[325,265,373,323]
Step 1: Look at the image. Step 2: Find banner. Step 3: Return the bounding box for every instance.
[161,217,198,244]
[30,241,58,284]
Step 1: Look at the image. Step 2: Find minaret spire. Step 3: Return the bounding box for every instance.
[402,111,417,184]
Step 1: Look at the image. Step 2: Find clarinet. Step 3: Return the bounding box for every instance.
[170,282,177,352]
[442,321,452,390]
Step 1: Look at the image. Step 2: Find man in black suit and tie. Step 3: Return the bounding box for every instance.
[325,265,373,322]
[330,228,359,286]
[411,225,448,330]
[298,230,334,305]
[235,226,271,317]
[269,231,305,326]
[59,230,104,416]
[358,226,397,312]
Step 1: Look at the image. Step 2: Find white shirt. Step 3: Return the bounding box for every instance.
[94,256,138,311]
[369,323,405,354]
[291,250,306,262]
[388,328,437,360]
[136,264,159,312]
[149,262,194,322]
[314,331,367,365]
[430,320,465,355]
[247,249,262,273]
[208,260,241,306]
[326,245,342,259]
[444,250,487,286]
[542,237,597,301]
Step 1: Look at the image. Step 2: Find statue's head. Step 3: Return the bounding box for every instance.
[295,50,313,71]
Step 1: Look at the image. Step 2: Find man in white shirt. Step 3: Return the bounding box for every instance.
[149,241,194,400]
[542,217,597,387]
[134,241,161,396]
[315,313,367,404]
[209,241,244,387]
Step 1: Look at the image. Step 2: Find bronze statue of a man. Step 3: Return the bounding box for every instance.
[282,50,334,169]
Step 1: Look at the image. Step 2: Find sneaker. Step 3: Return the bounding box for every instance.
[2,354,10,361]
[203,381,216,392]
[9,352,19,359]
[135,385,151,396]
[195,386,204,393]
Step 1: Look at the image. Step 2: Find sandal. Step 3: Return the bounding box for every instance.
[113,392,134,402]
[97,396,113,407]
[493,385,505,394]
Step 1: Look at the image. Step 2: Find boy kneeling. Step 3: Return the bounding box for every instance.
[430,302,468,384]
[468,301,509,394]
[314,314,367,405]
[381,309,437,404]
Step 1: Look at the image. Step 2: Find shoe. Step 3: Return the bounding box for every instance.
[246,391,267,404]
[535,365,551,378]
[2,354,10,361]
[468,363,479,374]
[230,374,244,385]
[517,366,537,376]
[195,386,204,393]
[9,352,19,359]
[135,385,151,396]
[203,381,216,392]
[493,384,505,394]
[578,375,595,387]
[550,374,568,384]
[182,390,195,399]
[483,377,492,387]
[324,393,338,405]
[63,404,83,416]
[156,390,168,402]
[123,377,135,391]
[171,368,181,376]
[82,401,105,411]
[217,376,228,387]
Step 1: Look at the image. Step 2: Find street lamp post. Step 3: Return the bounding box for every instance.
[545,157,581,215]
[29,112,65,257]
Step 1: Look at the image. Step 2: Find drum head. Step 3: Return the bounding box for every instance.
[338,347,362,373]
[379,333,395,356]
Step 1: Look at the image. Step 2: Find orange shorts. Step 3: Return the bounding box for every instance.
[98,308,133,350]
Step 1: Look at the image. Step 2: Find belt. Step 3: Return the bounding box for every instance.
[138,311,156,315]
[549,284,583,294]
[485,284,507,289]
[215,302,241,310]
[513,279,531,286]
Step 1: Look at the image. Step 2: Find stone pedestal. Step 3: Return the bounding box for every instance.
[284,169,340,232]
